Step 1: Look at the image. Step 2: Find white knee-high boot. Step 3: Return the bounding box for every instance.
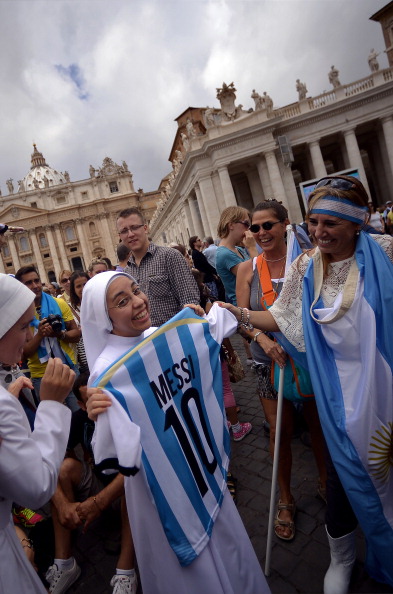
[324,527,356,594]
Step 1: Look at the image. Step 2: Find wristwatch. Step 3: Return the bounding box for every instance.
[253,331,263,342]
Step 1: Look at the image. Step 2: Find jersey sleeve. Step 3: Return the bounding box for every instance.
[91,390,142,476]
[205,302,238,344]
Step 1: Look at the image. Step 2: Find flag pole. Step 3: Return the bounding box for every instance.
[265,365,284,577]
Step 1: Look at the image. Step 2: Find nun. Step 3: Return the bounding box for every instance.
[0,273,74,593]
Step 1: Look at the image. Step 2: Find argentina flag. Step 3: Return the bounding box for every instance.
[91,304,236,566]
[300,232,393,586]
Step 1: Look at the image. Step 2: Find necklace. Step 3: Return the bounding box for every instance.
[262,254,286,262]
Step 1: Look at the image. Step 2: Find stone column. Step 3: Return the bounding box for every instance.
[309,140,327,179]
[197,177,221,237]
[217,165,237,208]
[381,116,393,177]
[186,196,204,238]
[75,218,91,265]
[54,224,70,270]
[265,150,290,210]
[7,235,20,271]
[256,157,273,199]
[343,129,371,195]
[28,230,47,282]
[98,214,116,261]
[0,254,5,274]
[194,184,211,237]
[45,225,61,278]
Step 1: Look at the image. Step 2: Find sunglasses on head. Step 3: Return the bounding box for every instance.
[250,221,283,233]
[314,177,356,191]
[236,220,250,228]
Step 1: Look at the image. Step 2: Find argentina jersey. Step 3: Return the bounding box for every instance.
[91,304,237,566]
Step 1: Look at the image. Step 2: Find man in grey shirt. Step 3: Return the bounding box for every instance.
[117,208,200,326]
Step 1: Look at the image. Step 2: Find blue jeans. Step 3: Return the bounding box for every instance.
[32,376,79,413]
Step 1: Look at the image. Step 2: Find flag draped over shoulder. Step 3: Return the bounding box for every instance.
[91,305,235,567]
[300,232,393,586]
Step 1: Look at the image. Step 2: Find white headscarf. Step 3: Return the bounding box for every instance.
[0,273,35,339]
[80,271,137,372]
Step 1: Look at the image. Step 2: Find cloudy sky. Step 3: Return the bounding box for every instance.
[0,0,388,196]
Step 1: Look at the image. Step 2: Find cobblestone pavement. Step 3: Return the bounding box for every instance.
[40,336,392,594]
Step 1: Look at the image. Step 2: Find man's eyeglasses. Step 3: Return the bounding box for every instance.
[236,220,250,229]
[250,221,283,232]
[60,277,71,284]
[118,224,145,236]
[314,177,356,192]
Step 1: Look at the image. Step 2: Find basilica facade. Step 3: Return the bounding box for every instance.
[0,145,159,283]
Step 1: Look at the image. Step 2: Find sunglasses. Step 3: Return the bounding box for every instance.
[60,278,71,284]
[314,177,356,191]
[236,220,250,228]
[250,221,283,233]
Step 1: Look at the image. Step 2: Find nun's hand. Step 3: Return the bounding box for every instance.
[8,376,33,398]
[184,303,205,317]
[86,388,111,421]
[40,358,75,403]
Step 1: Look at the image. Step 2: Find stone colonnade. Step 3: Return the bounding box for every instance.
[161,117,393,244]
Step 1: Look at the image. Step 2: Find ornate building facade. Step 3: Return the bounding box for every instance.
[0,145,159,282]
[150,7,393,245]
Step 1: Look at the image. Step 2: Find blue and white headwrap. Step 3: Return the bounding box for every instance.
[310,195,368,225]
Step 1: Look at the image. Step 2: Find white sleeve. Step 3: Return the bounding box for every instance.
[0,390,71,508]
[91,390,142,476]
[205,302,238,344]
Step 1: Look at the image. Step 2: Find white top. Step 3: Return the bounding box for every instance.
[0,387,71,593]
[270,235,393,352]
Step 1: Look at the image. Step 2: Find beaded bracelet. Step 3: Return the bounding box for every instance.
[238,307,254,331]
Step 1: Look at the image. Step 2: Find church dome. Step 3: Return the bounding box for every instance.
[22,144,67,191]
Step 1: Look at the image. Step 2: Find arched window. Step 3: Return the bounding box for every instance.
[65,226,75,241]
[39,233,48,247]
[19,236,29,252]
[89,221,97,236]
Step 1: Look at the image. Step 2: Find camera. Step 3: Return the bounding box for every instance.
[45,314,63,333]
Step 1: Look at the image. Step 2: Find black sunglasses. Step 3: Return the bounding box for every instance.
[250,221,283,233]
[314,177,356,191]
[236,220,250,228]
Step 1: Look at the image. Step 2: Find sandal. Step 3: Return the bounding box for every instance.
[274,499,296,541]
[227,472,238,505]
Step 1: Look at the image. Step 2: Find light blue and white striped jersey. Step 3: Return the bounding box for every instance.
[91,304,237,566]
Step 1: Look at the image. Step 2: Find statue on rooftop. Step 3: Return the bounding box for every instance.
[180,132,190,151]
[6,179,14,194]
[216,82,239,121]
[368,49,380,72]
[328,65,341,88]
[251,89,264,111]
[296,79,308,100]
[89,165,95,178]
[186,118,196,138]
[204,106,216,127]
[64,171,70,182]
[17,180,25,192]
[263,91,273,116]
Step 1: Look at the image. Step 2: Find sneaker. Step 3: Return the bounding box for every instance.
[110,573,138,594]
[12,506,44,527]
[45,559,81,594]
[232,422,252,442]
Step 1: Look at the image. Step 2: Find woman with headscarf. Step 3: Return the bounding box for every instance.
[0,273,74,593]
[80,271,270,594]
[220,176,393,593]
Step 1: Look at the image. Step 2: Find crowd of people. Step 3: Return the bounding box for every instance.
[0,180,392,594]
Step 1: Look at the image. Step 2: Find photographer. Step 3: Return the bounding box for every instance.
[15,266,81,412]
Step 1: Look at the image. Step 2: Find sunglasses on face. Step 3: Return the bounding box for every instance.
[60,278,71,284]
[314,177,356,191]
[236,220,250,228]
[250,221,283,232]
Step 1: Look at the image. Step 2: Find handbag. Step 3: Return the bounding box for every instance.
[222,346,246,383]
[271,356,314,402]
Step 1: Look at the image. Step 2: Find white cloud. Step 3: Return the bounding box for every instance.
[0,0,388,195]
